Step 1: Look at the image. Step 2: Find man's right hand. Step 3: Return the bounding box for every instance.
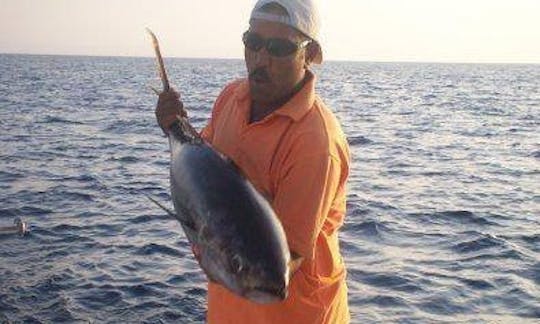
[155,89,187,135]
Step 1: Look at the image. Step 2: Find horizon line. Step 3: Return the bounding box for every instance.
[1,51,539,66]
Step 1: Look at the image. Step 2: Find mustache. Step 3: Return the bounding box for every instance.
[249,67,270,82]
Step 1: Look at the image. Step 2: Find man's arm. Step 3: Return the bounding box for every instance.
[274,148,343,262]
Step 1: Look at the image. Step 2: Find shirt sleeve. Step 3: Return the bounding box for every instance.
[272,151,342,261]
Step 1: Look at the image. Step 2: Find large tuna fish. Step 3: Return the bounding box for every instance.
[166,121,290,303]
[146,29,290,304]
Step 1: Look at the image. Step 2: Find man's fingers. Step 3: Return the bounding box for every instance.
[154,86,187,134]
[158,88,180,101]
[157,96,183,112]
[155,101,184,117]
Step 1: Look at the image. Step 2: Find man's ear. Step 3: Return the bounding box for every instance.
[305,42,320,67]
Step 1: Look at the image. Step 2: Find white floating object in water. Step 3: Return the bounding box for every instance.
[0,217,28,236]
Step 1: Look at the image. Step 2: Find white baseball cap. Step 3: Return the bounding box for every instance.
[250,0,323,64]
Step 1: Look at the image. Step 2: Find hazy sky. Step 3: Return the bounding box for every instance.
[1,0,539,63]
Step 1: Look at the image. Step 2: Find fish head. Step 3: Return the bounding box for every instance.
[226,250,290,304]
[200,244,290,304]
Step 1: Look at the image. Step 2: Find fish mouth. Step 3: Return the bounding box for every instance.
[244,285,288,304]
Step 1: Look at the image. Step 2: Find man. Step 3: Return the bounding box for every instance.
[156,0,350,323]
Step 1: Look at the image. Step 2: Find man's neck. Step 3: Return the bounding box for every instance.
[249,74,309,124]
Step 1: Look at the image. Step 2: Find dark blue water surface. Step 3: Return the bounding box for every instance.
[1,54,539,323]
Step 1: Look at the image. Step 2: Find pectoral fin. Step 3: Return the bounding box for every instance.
[147,195,197,233]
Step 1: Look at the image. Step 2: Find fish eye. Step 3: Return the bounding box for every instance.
[230,254,244,273]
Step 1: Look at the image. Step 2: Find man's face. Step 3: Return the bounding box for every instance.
[244,20,308,106]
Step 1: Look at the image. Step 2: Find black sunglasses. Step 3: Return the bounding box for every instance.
[242,31,311,58]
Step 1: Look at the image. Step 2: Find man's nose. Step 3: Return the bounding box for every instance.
[254,46,271,65]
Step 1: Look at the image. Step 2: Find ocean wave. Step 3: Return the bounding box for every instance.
[0,206,53,218]
[349,269,423,293]
[134,243,182,257]
[357,295,409,308]
[37,116,85,125]
[343,219,392,239]
[347,135,373,146]
[2,55,538,323]
[451,233,508,254]
[409,210,503,227]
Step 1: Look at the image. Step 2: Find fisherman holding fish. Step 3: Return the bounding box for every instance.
[155,0,350,323]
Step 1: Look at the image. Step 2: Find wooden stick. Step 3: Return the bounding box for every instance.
[146,28,170,92]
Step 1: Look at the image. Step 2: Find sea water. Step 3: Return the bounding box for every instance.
[0,54,538,323]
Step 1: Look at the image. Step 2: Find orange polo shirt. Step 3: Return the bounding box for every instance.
[200,71,350,324]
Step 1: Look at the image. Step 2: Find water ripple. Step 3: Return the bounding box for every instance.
[1,55,539,322]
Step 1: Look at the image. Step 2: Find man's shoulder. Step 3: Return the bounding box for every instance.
[300,96,346,141]
[211,78,248,117]
[291,96,349,158]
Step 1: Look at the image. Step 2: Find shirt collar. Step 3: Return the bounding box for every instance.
[235,70,317,122]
